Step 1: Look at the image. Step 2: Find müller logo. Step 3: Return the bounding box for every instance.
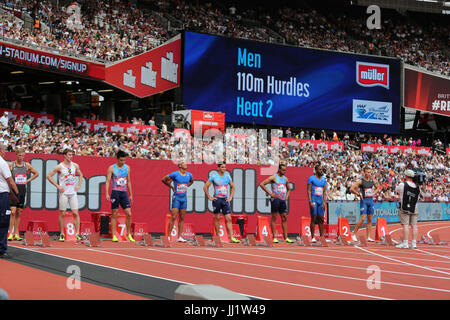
[356,62,389,89]
[203,112,214,120]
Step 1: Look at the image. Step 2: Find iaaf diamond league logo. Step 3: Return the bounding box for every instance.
[352,99,392,125]
[356,62,389,89]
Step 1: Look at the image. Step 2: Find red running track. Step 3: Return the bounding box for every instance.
[0,259,148,300]
[4,221,450,300]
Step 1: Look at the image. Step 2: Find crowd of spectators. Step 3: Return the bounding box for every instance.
[1,0,168,62]
[268,4,449,76]
[0,0,448,75]
[1,113,448,203]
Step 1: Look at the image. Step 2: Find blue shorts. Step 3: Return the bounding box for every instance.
[360,198,375,216]
[172,196,187,210]
[212,198,231,215]
[271,198,287,214]
[110,190,130,210]
[310,196,325,216]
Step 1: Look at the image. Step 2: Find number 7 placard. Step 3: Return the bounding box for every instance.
[113,215,128,241]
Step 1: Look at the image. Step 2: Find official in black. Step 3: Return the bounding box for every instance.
[395,169,421,249]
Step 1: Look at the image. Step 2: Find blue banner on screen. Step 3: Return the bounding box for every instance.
[183,31,401,133]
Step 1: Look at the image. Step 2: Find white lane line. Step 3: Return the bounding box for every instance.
[108,247,450,293]
[414,249,450,260]
[206,247,450,280]
[272,247,450,265]
[87,248,393,300]
[427,226,450,238]
[354,246,450,277]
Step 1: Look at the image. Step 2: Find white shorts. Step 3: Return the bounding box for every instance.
[59,193,78,211]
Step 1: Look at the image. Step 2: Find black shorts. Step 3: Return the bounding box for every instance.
[10,189,26,209]
[212,198,231,215]
[271,198,287,214]
[110,190,131,210]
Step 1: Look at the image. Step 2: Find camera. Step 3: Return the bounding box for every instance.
[413,171,425,185]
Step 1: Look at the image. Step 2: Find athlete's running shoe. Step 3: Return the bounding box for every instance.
[273,238,279,244]
[285,238,294,243]
[59,234,65,242]
[177,237,187,243]
[7,233,13,241]
[128,234,135,242]
[112,235,119,242]
[230,237,240,243]
[76,234,82,241]
[14,234,23,241]
[396,242,409,249]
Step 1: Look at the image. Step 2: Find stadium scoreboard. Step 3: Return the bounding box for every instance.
[183,31,401,133]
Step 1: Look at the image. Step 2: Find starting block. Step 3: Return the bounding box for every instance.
[419,235,431,244]
[207,235,223,248]
[191,235,223,247]
[137,234,154,246]
[154,236,171,248]
[429,233,448,245]
[242,234,272,247]
[379,235,395,246]
[84,233,101,247]
[304,236,328,247]
[136,234,170,247]
[39,233,51,247]
[318,236,328,247]
[23,231,35,246]
[297,235,311,246]
[358,235,368,247]
[23,231,51,247]
[242,234,257,246]
[335,235,350,246]
[192,235,205,246]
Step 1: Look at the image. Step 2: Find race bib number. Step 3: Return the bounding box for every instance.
[277,184,287,194]
[365,188,374,197]
[314,187,324,196]
[114,177,127,186]
[177,183,188,193]
[65,175,76,186]
[15,174,27,185]
[216,185,228,197]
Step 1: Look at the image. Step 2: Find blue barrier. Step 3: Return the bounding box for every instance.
[328,201,450,225]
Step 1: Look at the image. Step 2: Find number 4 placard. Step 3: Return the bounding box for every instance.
[256,215,273,242]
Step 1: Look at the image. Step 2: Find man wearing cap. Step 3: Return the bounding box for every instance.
[395,169,421,249]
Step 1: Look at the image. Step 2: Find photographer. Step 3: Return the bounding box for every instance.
[395,169,421,249]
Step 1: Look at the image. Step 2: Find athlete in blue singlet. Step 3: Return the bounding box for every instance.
[307,164,327,242]
[162,161,193,242]
[350,166,381,242]
[203,163,239,243]
[259,163,294,243]
[106,150,134,242]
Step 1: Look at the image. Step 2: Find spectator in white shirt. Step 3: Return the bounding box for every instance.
[0,112,9,129]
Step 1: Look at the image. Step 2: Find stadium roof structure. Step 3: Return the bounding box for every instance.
[356,0,450,14]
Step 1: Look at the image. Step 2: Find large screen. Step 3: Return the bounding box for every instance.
[183,31,401,133]
[404,67,450,117]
